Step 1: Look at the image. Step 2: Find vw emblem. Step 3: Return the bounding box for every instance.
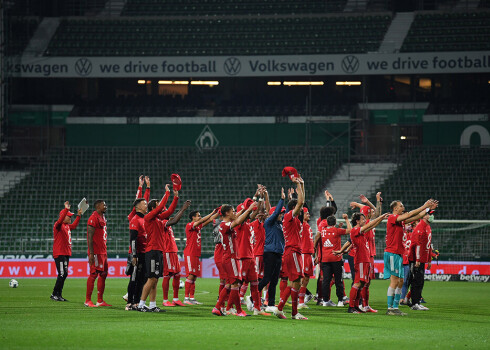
[341,55,359,74]
[223,57,241,76]
[74,58,93,76]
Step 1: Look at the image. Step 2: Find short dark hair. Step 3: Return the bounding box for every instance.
[390,200,401,211]
[351,212,364,226]
[287,199,297,211]
[320,206,335,220]
[327,215,336,226]
[94,199,105,208]
[220,204,233,216]
[189,210,199,221]
[133,198,145,208]
[148,199,158,211]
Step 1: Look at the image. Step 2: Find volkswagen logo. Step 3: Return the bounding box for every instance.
[223,57,241,76]
[341,55,359,74]
[74,58,93,76]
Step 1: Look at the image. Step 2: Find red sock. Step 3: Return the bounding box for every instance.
[349,285,359,308]
[218,282,225,295]
[233,287,243,313]
[185,278,193,298]
[298,286,306,304]
[278,286,291,311]
[190,282,195,298]
[280,279,287,296]
[406,290,411,300]
[361,283,370,307]
[355,287,362,307]
[215,286,229,309]
[162,276,170,301]
[240,283,248,298]
[86,273,96,302]
[291,288,299,316]
[251,282,261,311]
[172,275,180,299]
[96,273,106,303]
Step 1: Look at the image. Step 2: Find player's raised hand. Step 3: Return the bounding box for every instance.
[338,222,344,228]
[138,175,144,187]
[325,190,333,201]
[381,213,390,220]
[350,202,357,209]
[183,200,191,208]
[64,201,70,210]
[77,208,83,216]
[376,192,382,202]
[281,187,285,199]
[165,184,170,192]
[173,189,179,197]
[342,213,348,220]
[249,202,258,211]
[145,176,150,187]
[429,200,439,210]
[359,194,368,203]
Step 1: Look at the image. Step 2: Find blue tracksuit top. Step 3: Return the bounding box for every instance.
[263,198,285,254]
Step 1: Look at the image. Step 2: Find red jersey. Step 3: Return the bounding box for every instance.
[184,222,203,257]
[350,226,370,264]
[318,220,347,262]
[402,224,414,264]
[53,209,80,257]
[236,222,253,259]
[164,225,179,253]
[219,221,237,259]
[409,220,432,263]
[214,243,223,264]
[282,211,302,255]
[385,214,405,255]
[129,213,147,254]
[251,220,265,256]
[144,193,178,252]
[364,219,376,257]
[301,221,314,254]
[87,211,107,255]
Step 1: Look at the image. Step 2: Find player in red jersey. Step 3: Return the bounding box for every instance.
[125,175,150,310]
[161,199,192,307]
[275,176,307,320]
[212,218,227,298]
[136,185,179,312]
[85,199,111,307]
[51,201,83,301]
[212,201,258,317]
[336,212,389,313]
[408,208,436,311]
[384,199,437,315]
[314,213,351,307]
[183,208,220,305]
[298,207,314,309]
[400,221,417,306]
[251,199,268,303]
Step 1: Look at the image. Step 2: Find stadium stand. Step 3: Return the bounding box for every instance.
[6,17,40,55]
[45,15,392,56]
[0,146,345,255]
[7,0,109,16]
[122,0,348,16]
[401,11,490,52]
[375,146,490,220]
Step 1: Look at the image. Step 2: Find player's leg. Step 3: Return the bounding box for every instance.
[347,254,356,286]
[96,256,111,306]
[172,273,185,306]
[392,254,404,311]
[85,260,98,307]
[162,275,172,306]
[265,252,282,309]
[321,262,333,305]
[333,261,345,306]
[52,256,64,301]
[184,274,196,304]
[400,264,410,304]
[134,253,146,307]
[411,262,428,310]
[59,256,69,301]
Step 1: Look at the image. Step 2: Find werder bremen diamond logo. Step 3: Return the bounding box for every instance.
[195,125,219,151]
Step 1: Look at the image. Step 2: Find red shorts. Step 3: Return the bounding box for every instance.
[215,261,227,280]
[282,251,304,282]
[164,252,181,276]
[239,258,258,282]
[254,255,264,279]
[354,262,371,283]
[223,257,241,284]
[185,255,201,277]
[302,253,315,278]
[369,256,375,279]
[91,253,108,274]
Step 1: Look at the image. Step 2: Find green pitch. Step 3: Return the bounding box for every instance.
[1,278,489,349]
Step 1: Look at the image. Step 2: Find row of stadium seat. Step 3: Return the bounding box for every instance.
[401,11,490,52]
[45,15,391,56]
[6,17,40,55]
[122,0,348,16]
[0,146,345,254]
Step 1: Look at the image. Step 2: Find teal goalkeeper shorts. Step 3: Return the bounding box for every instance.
[383,252,404,279]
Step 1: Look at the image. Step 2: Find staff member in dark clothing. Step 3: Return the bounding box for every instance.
[258,188,286,312]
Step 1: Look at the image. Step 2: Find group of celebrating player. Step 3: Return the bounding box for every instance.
[51,167,438,319]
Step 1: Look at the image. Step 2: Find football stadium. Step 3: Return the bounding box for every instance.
[1,0,489,349]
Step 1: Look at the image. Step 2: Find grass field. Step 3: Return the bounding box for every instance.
[1,278,489,349]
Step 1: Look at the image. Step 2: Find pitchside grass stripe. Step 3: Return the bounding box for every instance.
[1,279,489,349]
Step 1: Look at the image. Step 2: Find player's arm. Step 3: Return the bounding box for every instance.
[291,177,304,217]
[250,195,264,221]
[202,211,220,228]
[145,186,171,221]
[333,240,352,256]
[350,202,363,210]
[159,189,180,219]
[194,208,219,228]
[342,213,352,233]
[405,201,438,224]
[265,189,285,225]
[69,209,82,229]
[325,190,338,212]
[144,176,151,202]
[87,225,95,265]
[231,202,258,228]
[372,192,383,219]
[396,199,434,222]
[167,200,191,226]
[359,194,376,210]
[362,212,390,232]
[263,187,271,215]
[55,201,70,228]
